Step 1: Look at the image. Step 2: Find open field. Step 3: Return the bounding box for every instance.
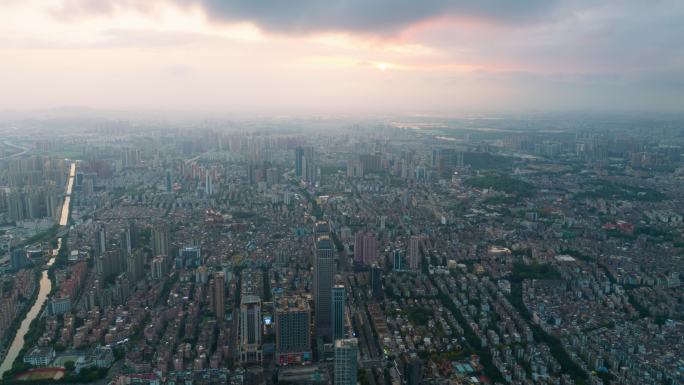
[15,368,65,381]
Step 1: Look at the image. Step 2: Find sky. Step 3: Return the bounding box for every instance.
[1,0,683,116]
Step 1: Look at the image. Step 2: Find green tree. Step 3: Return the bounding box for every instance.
[64,360,75,372]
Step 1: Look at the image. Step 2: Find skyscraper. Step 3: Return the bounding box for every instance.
[95,250,124,279]
[10,249,27,271]
[332,285,346,341]
[403,354,423,385]
[246,161,256,185]
[126,250,144,283]
[238,294,263,363]
[370,265,382,300]
[294,147,304,178]
[334,338,358,385]
[120,227,132,257]
[314,220,330,238]
[6,189,25,222]
[355,231,378,265]
[214,271,225,323]
[95,223,107,255]
[362,232,378,265]
[45,184,60,220]
[151,255,165,280]
[431,148,440,168]
[266,167,279,186]
[127,221,138,250]
[393,249,403,271]
[205,172,213,196]
[151,224,170,257]
[295,146,316,183]
[179,245,202,268]
[359,153,381,172]
[314,235,335,340]
[165,169,173,192]
[409,235,423,270]
[121,148,140,168]
[275,296,312,365]
[354,231,364,263]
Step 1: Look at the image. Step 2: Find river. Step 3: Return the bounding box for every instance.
[59,163,76,226]
[0,162,76,377]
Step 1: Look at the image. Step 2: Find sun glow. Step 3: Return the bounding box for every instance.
[375,62,390,71]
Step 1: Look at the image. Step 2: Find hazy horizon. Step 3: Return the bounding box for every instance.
[2,0,683,115]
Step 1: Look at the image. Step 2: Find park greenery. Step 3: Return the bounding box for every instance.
[406,307,432,327]
[575,180,665,202]
[463,152,513,170]
[511,262,562,281]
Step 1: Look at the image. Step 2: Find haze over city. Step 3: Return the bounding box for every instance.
[0,2,683,385]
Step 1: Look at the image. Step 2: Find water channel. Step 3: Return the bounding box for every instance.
[0,162,76,377]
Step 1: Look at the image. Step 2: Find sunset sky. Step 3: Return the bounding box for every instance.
[2,0,683,115]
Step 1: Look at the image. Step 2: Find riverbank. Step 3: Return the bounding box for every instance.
[0,161,76,378]
[0,269,41,362]
[0,267,54,378]
[14,225,59,249]
[1,236,67,381]
[0,293,51,380]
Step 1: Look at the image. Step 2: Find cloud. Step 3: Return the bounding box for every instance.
[400,0,684,75]
[195,0,562,33]
[58,0,560,34]
[53,0,158,19]
[6,0,683,113]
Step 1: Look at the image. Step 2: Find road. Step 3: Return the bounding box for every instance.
[0,141,29,160]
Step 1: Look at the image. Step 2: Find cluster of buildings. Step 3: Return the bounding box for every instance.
[0,115,683,385]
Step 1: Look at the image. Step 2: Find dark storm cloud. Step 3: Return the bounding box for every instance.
[174,0,557,33]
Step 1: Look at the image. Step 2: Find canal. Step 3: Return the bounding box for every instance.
[0,162,76,377]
